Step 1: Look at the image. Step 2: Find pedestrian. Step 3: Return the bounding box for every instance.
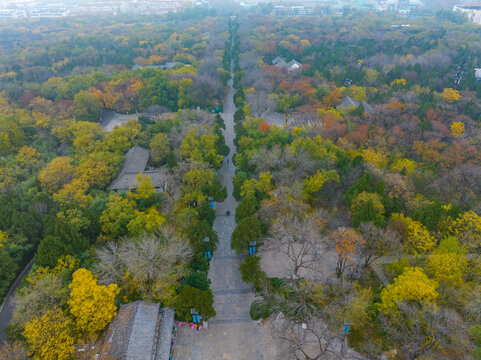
[227,158,229,164]
[226,210,230,216]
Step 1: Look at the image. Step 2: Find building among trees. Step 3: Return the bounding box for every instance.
[109,145,170,192]
[272,56,303,72]
[103,301,175,360]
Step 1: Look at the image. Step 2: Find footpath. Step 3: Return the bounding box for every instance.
[173,58,277,360]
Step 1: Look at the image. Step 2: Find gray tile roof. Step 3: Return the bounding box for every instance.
[109,146,168,191]
[155,308,175,360]
[104,301,175,360]
[337,96,360,110]
[272,56,287,68]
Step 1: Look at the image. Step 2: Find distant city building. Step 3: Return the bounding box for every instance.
[30,8,69,17]
[0,1,193,18]
[453,3,481,25]
[0,9,27,18]
[274,4,312,17]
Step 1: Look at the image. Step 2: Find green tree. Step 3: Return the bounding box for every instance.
[198,201,216,227]
[0,250,18,299]
[174,285,216,321]
[235,194,258,223]
[231,216,262,254]
[73,91,103,122]
[187,220,218,258]
[240,256,268,290]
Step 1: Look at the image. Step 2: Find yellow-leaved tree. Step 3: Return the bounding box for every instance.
[38,156,75,193]
[426,237,467,287]
[240,172,273,198]
[361,147,388,168]
[68,268,120,335]
[128,173,156,201]
[449,210,481,252]
[0,230,7,248]
[351,191,384,215]
[303,169,340,198]
[377,267,438,315]
[441,88,461,103]
[450,121,465,138]
[391,213,436,255]
[23,309,76,360]
[390,158,417,175]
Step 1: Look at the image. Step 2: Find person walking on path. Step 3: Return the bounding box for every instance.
[226,210,230,216]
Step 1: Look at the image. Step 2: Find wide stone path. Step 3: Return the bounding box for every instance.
[173,58,277,360]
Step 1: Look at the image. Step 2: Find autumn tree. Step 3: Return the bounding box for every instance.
[377,267,438,315]
[391,213,437,255]
[150,132,169,165]
[450,121,465,138]
[68,268,120,335]
[180,128,223,168]
[95,227,192,304]
[449,210,481,252]
[426,237,467,287]
[358,222,402,267]
[441,88,461,103]
[331,227,364,277]
[180,164,214,206]
[23,309,76,360]
[303,169,340,200]
[38,157,75,193]
[13,259,71,328]
[73,90,103,122]
[99,194,137,239]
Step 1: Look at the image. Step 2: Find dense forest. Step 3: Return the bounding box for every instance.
[229,10,481,360]
[1,4,481,360]
[0,8,230,358]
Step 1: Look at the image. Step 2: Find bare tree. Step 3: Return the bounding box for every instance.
[279,318,365,360]
[358,222,403,267]
[95,226,193,301]
[380,305,468,360]
[266,213,325,278]
[246,90,275,118]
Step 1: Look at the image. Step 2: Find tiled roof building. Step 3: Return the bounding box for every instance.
[104,301,175,360]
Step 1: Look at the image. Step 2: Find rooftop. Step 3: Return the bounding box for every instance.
[109,146,169,191]
[104,301,175,360]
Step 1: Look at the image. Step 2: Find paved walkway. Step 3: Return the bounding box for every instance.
[0,259,33,343]
[173,59,277,360]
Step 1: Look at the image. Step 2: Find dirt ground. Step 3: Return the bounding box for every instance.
[100,105,169,132]
[259,243,338,281]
